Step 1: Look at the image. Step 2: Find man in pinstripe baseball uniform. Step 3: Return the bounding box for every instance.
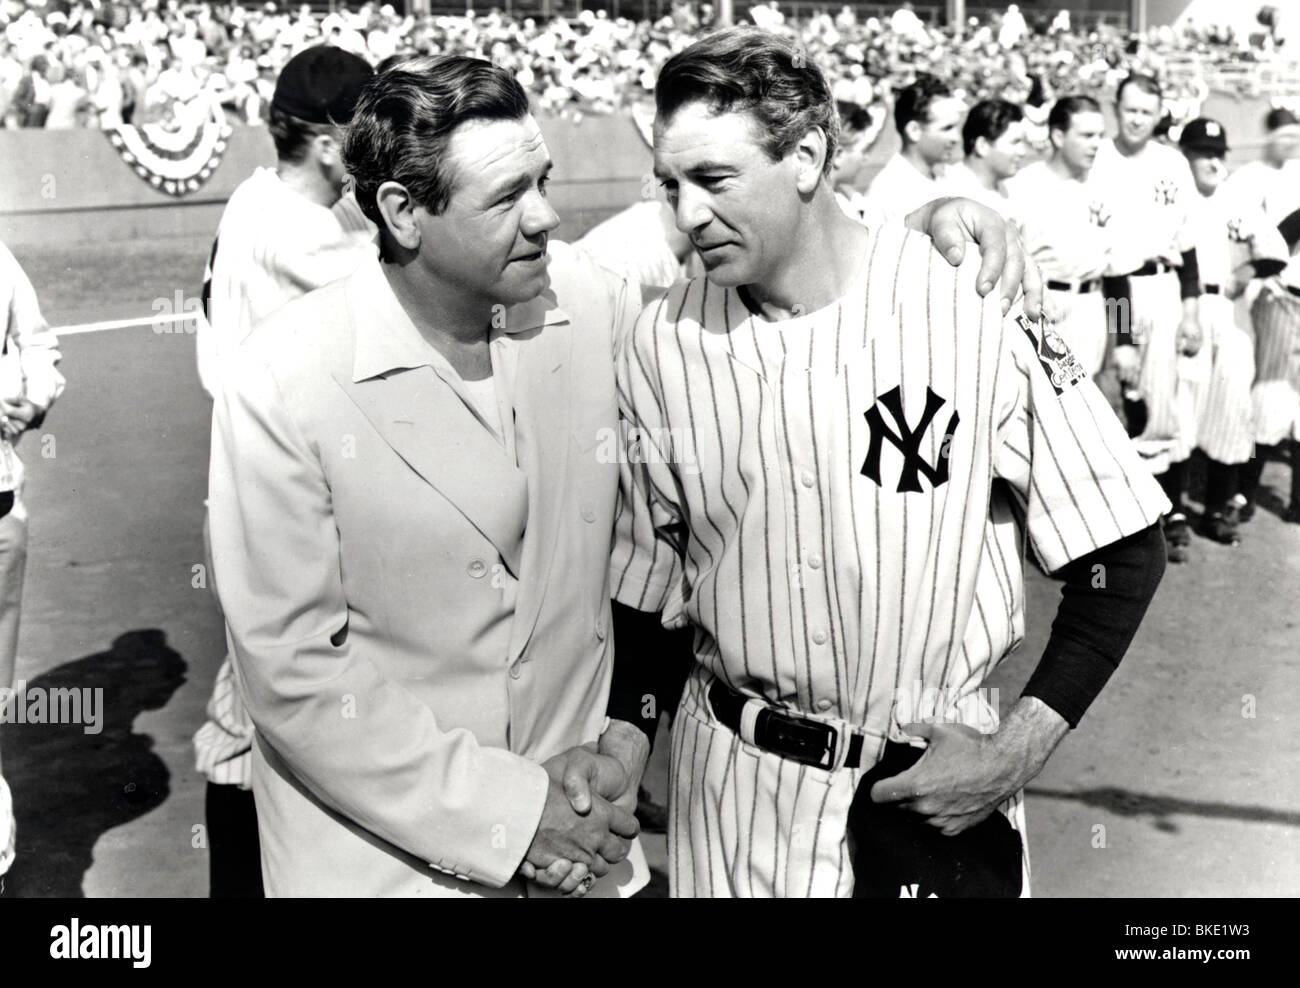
[1230,108,1300,525]
[1178,117,1291,545]
[604,29,1168,897]
[1089,74,1204,563]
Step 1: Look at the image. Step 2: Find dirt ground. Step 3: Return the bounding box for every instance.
[0,238,1295,897]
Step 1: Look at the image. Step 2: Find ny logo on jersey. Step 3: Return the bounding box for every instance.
[1226,218,1252,244]
[1154,178,1178,206]
[861,386,960,493]
[1088,200,1111,228]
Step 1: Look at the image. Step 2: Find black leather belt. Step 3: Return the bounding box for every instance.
[1203,283,1221,295]
[707,678,864,770]
[1131,259,1178,277]
[1046,278,1101,294]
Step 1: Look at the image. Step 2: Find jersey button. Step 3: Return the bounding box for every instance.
[816,699,833,713]
[509,660,523,679]
[812,630,827,646]
[467,558,488,579]
[807,552,823,570]
[800,470,815,488]
[581,505,597,523]
[594,621,607,642]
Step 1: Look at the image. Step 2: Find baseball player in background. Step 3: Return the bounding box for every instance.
[194,44,376,898]
[830,86,887,224]
[0,240,66,882]
[1230,108,1300,525]
[942,98,1027,212]
[605,28,1167,897]
[1090,73,1204,563]
[1178,118,1291,545]
[858,75,965,227]
[1006,95,1122,380]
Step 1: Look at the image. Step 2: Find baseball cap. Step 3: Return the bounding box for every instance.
[1179,117,1228,156]
[271,45,374,125]
[1265,106,1299,132]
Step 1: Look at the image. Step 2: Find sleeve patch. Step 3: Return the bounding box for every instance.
[1018,314,1088,395]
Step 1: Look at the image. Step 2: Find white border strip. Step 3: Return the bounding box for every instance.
[51,312,198,336]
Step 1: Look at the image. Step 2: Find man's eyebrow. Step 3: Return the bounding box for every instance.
[685,161,738,174]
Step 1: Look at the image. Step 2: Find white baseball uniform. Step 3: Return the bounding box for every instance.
[941,161,1013,214]
[1090,138,1200,467]
[1006,160,1118,377]
[859,154,946,229]
[609,222,1168,897]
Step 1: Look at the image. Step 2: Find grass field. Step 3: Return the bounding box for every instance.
[0,234,1297,897]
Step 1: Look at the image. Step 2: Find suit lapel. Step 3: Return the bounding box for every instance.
[507,320,572,660]
[332,261,528,575]
[337,366,528,577]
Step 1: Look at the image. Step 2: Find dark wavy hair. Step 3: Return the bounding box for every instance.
[342,55,530,230]
[893,74,952,138]
[962,98,1023,156]
[654,27,840,176]
[1047,94,1102,136]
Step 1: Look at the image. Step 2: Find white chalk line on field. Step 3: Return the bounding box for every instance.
[52,312,201,335]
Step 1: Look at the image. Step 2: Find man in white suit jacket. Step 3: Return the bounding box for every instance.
[208,58,644,897]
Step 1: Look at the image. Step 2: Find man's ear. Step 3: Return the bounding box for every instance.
[376,181,421,251]
[793,126,829,195]
[973,135,990,159]
[904,119,923,146]
[314,132,341,169]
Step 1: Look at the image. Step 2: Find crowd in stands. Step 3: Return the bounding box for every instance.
[0,0,1293,130]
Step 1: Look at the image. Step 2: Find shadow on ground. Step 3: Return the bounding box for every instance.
[0,629,186,897]
[1029,785,1300,835]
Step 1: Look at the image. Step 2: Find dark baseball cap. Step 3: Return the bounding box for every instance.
[1265,106,1300,132]
[271,46,374,125]
[1179,117,1228,156]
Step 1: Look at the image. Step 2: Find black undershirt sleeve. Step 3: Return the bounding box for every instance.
[1021,523,1166,728]
[606,601,694,749]
[1101,274,1135,346]
[1250,259,1288,279]
[1278,206,1300,252]
[1178,248,1201,300]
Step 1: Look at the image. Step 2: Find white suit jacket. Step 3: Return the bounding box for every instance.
[208,243,639,896]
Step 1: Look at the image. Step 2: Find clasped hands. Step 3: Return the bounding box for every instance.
[518,720,650,897]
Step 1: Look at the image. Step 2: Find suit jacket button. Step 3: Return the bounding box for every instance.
[467,558,488,579]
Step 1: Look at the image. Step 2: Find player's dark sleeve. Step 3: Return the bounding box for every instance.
[1101,274,1135,347]
[1278,206,1300,252]
[1178,248,1201,299]
[1021,523,1166,728]
[606,601,694,749]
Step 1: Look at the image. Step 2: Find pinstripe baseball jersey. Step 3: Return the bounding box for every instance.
[609,221,1169,896]
[1090,139,1196,274]
[1223,159,1300,289]
[1187,180,1286,464]
[1005,161,1116,284]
